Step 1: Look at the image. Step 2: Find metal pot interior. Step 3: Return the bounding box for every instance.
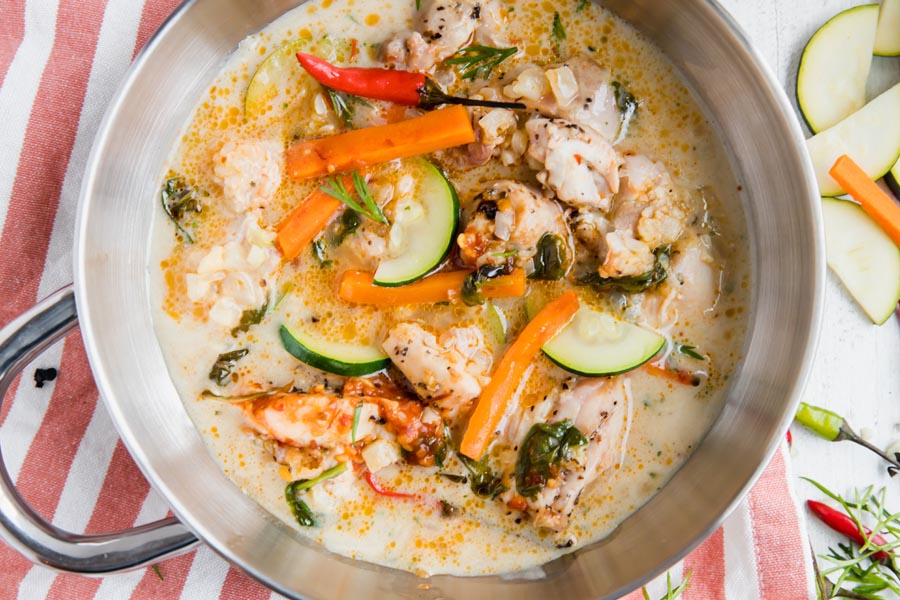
[74,0,823,597]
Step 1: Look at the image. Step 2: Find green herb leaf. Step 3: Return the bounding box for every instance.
[333,209,361,246]
[320,172,387,225]
[461,264,510,306]
[161,176,201,243]
[440,499,459,517]
[529,233,568,281]
[311,238,332,266]
[675,343,706,361]
[611,81,638,142]
[151,564,164,581]
[446,45,518,80]
[415,0,421,10]
[577,0,589,11]
[578,245,670,293]
[458,453,507,498]
[208,348,249,386]
[551,12,567,49]
[231,300,268,337]
[351,402,363,443]
[274,282,295,309]
[200,382,292,402]
[439,472,468,484]
[285,463,348,527]
[491,249,519,258]
[515,420,587,499]
[352,171,388,224]
[325,87,372,129]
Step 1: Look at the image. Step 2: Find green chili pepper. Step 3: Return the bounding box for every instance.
[795,401,846,442]
[794,401,900,477]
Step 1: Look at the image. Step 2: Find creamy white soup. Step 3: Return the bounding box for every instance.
[149,0,749,577]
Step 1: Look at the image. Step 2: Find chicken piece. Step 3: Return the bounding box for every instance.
[383,0,508,72]
[526,117,621,211]
[598,230,655,278]
[213,139,282,211]
[503,57,623,141]
[597,155,688,280]
[639,232,721,329]
[506,378,633,533]
[457,181,571,271]
[383,323,492,423]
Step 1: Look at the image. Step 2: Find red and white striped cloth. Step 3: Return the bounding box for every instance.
[0,0,815,597]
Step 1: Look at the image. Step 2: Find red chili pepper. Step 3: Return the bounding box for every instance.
[296,53,525,110]
[807,499,892,562]
[786,429,793,447]
[364,470,417,500]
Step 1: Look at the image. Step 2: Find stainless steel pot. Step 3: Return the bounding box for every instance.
[0,0,823,597]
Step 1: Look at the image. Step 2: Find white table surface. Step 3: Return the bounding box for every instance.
[719,0,900,569]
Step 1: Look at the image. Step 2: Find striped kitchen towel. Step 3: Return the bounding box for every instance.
[0,0,815,597]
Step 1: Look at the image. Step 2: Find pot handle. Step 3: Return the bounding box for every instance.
[0,285,199,574]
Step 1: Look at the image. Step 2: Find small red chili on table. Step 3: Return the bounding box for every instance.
[296,53,526,111]
[807,499,893,562]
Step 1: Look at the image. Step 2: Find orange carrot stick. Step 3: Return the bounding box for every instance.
[338,269,526,306]
[276,189,343,261]
[460,290,580,459]
[829,155,900,248]
[645,363,701,386]
[285,105,475,179]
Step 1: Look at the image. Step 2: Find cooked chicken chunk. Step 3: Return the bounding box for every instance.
[213,139,282,211]
[503,57,623,141]
[598,155,687,279]
[383,323,492,422]
[383,0,507,72]
[526,117,621,211]
[506,378,632,533]
[457,181,570,271]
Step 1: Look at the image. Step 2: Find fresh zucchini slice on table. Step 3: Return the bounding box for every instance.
[279,324,390,376]
[876,0,900,57]
[541,307,665,376]
[807,83,900,197]
[373,160,459,287]
[797,4,878,133]
[822,197,900,324]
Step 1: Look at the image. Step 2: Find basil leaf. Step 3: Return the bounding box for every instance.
[208,348,249,386]
[461,264,510,307]
[515,419,587,499]
[231,301,268,338]
[458,453,507,498]
[161,175,201,243]
[578,245,670,293]
[530,233,567,280]
[284,463,348,528]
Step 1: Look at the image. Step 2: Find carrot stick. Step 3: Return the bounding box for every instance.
[338,269,526,306]
[276,188,344,261]
[460,290,580,459]
[645,363,701,387]
[829,154,900,248]
[286,105,475,179]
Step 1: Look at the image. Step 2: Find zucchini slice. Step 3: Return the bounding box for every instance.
[823,197,900,324]
[279,324,390,376]
[541,307,665,376]
[876,0,900,56]
[373,160,459,287]
[886,157,900,199]
[797,5,877,133]
[807,83,900,197]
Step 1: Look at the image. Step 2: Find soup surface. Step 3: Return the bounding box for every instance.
[150,0,750,577]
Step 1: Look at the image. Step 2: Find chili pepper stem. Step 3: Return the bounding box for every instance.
[838,423,900,475]
[419,80,525,110]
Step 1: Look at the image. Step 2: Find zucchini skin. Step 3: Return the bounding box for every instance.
[279,325,389,376]
[372,161,460,287]
[542,343,662,377]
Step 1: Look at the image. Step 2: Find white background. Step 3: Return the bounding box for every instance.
[720,0,900,575]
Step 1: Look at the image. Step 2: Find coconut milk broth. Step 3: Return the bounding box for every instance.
[149,0,750,576]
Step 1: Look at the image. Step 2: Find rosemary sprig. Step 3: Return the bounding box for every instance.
[446,45,518,80]
[642,571,691,600]
[325,87,372,128]
[805,479,900,597]
[320,171,388,225]
[551,12,567,50]
[675,343,706,361]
